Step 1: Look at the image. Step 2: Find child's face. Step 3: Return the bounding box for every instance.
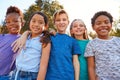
[29,14,45,37]
[54,13,69,34]
[93,15,112,39]
[71,20,86,37]
[5,13,22,34]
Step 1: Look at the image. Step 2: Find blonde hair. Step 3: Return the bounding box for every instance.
[53,9,69,23]
[70,19,89,39]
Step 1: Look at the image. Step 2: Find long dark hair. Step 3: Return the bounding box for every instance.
[28,11,51,47]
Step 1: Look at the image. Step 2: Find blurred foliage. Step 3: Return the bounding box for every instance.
[110,19,120,37]
[0,0,63,34]
[0,21,8,34]
[21,0,63,33]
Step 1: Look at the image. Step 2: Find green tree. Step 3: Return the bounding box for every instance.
[21,0,63,33]
[0,21,7,34]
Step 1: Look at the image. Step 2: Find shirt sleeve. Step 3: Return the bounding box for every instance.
[72,39,81,55]
[84,41,95,57]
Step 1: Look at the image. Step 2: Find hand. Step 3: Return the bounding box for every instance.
[11,30,30,52]
[49,28,56,35]
[11,37,25,53]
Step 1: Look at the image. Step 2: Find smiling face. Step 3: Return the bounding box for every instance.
[5,13,22,34]
[93,15,112,39]
[54,13,69,34]
[71,20,86,38]
[29,14,45,37]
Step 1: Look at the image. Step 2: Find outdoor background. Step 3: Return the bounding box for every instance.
[0,0,120,38]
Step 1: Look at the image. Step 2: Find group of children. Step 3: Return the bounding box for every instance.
[0,5,120,80]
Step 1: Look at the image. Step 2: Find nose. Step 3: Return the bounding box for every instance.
[101,22,107,26]
[34,22,39,27]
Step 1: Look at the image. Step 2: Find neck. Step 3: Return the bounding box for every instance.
[57,31,65,34]
[75,35,84,40]
[98,36,112,40]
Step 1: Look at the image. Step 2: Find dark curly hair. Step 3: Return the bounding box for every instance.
[91,11,113,27]
[1,6,24,34]
[6,6,24,22]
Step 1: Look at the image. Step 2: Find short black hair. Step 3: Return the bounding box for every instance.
[6,6,24,19]
[91,11,113,27]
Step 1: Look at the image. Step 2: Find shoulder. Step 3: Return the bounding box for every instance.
[87,38,98,44]
[112,36,120,44]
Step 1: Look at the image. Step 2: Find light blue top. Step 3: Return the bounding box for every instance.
[16,34,42,72]
[46,33,81,80]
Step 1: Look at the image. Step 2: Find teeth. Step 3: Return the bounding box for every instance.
[100,29,107,32]
[11,28,17,30]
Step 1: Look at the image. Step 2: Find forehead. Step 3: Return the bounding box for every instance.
[55,13,68,19]
[73,20,84,24]
[31,14,44,20]
[95,15,110,22]
[6,13,20,19]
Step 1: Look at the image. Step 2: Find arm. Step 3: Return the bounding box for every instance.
[11,31,30,52]
[37,43,51,80]
[73,54,80,80]
[87,56,97,80]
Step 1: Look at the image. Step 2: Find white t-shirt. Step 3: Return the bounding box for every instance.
[84,36,120,80]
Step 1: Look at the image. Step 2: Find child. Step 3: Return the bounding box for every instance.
[70,19,89,80]
[12,12,51,80]
[45,9,81,80]
[84,11,120,80]
[12,9,81,80]
[0,6,24,80]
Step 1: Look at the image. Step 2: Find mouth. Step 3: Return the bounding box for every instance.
[100,29,108,32]
[10,27,18,31]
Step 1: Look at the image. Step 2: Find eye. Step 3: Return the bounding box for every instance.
[38,21,44,24]
[56,19,60,22]
[79,24,84,27]
[73,25,77,28]
[105,20,110,24]
[95,21,101,25]
[63,18,67,21]
[13,20,19,23]
[31,20,36,23]
[5,21,10,24]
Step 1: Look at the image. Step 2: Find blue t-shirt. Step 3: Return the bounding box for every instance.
[0,34,20,75]
[46,33,81,80]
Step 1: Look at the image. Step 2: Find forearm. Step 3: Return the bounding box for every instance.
[87,57,96,80]
[37,66,47,80]
[88,67,96,80]
[11,30,31,52]
[37,43,51,80]
[73,55,80,80]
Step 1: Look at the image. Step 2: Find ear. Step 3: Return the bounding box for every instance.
[92,26,95,31]
[21,21,25,27]
[44,24,48,30]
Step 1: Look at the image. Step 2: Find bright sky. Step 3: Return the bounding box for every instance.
[0,0,120,32]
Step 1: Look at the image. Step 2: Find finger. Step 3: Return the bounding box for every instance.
[12,40,21,52]
[17,47,22,54]
[11,40,18,52]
